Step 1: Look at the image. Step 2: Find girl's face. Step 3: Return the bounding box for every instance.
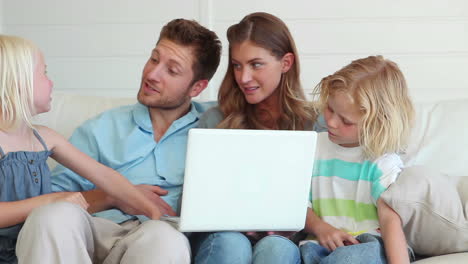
[231,41,292,107]
[324,91,361,147]
[33,51,53,114]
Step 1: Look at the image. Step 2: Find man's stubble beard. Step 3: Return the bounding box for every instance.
[137,85,192,111]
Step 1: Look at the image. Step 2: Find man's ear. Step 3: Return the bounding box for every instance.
[189,79,209,98]
[281,52,295,73]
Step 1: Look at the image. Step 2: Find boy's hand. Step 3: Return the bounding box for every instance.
[315,221,359,251]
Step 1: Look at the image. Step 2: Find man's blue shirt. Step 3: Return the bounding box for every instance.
[51,101,214,223]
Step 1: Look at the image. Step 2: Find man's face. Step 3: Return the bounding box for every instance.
[137,39,198,110]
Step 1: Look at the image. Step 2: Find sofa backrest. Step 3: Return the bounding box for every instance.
[33,92,136,168]
[33,92,136,140]
[402,99,468,177]
[33,92,468,177]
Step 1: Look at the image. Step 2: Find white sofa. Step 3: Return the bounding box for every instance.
[33,92,468,263]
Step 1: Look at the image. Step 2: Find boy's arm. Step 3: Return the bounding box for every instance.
[377,198,410,264]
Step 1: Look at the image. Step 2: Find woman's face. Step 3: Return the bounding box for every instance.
[231,41,291,106]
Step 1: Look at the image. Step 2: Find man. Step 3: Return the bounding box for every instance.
[16,18,221,264]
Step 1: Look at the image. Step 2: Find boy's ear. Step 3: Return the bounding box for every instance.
[189,79,208,98]
[281,53,295,73]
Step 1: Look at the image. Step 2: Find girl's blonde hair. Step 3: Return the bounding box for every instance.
[217,12,315,130]
[314,55,414,159]
[0,35,38,131]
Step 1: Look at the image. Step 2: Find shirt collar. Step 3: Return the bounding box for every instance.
[132,102,201,134]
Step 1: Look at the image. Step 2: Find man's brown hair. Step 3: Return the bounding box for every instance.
[158,19,222,82]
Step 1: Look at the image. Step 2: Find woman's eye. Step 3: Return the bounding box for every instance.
[232,63,241,69]
[252,62,262,68]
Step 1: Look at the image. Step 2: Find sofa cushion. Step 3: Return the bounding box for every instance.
[402,99,468,177]
[381,166,468,256]
[413,253,468,263]
[33,92,136,139]
[33,92,136,168]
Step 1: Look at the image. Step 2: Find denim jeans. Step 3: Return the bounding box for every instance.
[300,233,388,264]
[191,232,300,264]
[253,235,301,264]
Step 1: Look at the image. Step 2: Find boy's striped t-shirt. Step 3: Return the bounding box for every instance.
[309,132,403,234]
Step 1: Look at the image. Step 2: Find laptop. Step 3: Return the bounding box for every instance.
[164,128,317,232]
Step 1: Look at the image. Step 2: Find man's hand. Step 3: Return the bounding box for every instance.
[314,221,360,251]
[113,184,177,216]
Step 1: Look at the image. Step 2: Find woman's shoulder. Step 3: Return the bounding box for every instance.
[198,106,224,128]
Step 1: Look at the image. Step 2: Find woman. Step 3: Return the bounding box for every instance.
[193,12,321,264]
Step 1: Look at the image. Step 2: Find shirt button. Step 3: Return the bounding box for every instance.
[32,172,37,176]
[34,178,39,183]
[29,160,34,164]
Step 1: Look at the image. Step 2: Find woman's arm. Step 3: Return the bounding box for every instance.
[377,198,410,264]
[304,207,359,251]
[39,126,162,220]
[0,192,88,228]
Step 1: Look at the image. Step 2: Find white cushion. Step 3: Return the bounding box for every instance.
[32,92,136,168]
[403,99,468,177]
[33,92,136,139]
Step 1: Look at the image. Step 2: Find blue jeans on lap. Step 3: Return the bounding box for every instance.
[191,232,300,264]
[253,235,301,264]
[300,233,387,264]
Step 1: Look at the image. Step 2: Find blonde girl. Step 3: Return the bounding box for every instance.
[301,55,415,264]
[0,35,161,263]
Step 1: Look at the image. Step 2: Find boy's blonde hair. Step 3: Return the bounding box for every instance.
[0,35,37,131]
[314,55,414,159]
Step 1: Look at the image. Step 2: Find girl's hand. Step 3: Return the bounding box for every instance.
[315,221,359,251]
[51,192,89,210]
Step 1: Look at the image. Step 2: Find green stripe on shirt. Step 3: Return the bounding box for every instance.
[313,198,378,222]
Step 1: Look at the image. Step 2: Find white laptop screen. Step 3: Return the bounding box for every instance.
[179,128,317,232]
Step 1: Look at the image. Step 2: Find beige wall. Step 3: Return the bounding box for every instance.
[2,0,468,102]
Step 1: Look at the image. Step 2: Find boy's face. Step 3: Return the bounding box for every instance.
[324,91,361,147]
[137,38,206,110]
